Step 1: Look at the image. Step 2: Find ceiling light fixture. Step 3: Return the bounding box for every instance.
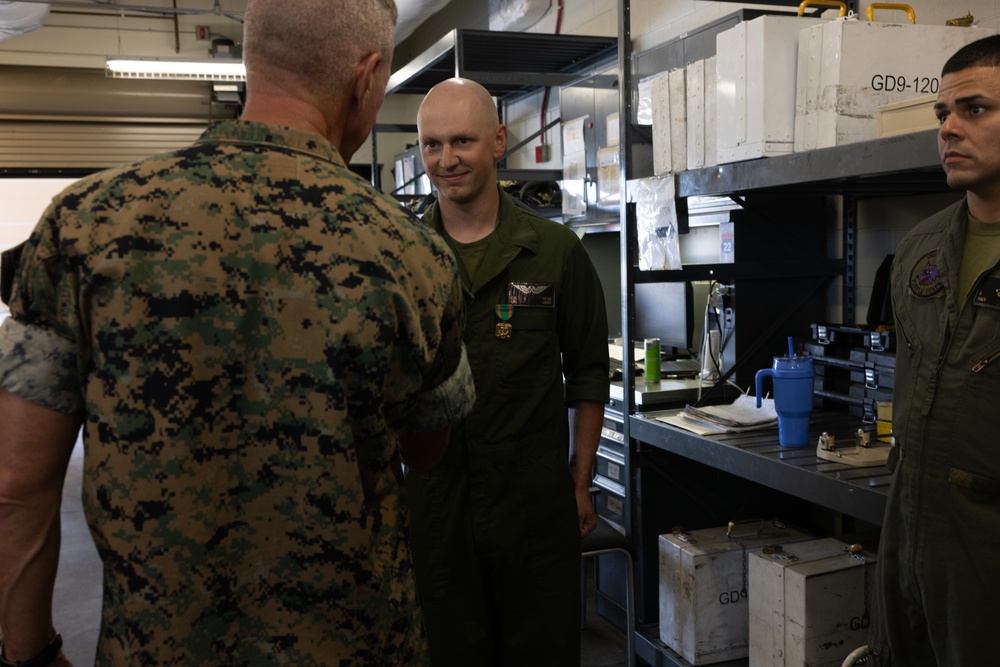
[105,56,246,81]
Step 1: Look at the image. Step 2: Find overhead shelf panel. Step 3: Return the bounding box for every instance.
[387,28,618,100]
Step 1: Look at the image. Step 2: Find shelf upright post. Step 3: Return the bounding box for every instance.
[616,0,634,536]
[617,0,661,628]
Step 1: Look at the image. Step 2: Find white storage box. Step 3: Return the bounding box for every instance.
[793,14,826,153]
[659,521,813,665]
[651,68,687,175]
[705,56,717,169]
[749,537,876,667]
[685,59,706,170]
[796,18,995,150]
[685,58,718,170]
[715,15,824,164]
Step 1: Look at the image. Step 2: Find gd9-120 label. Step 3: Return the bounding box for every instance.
[871,75,940,94]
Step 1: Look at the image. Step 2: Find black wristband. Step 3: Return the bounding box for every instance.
[0,633,63,667]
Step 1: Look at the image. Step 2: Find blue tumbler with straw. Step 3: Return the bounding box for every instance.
[755,337,815,447]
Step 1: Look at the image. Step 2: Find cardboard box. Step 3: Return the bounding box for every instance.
[659,521,813,665]
[796,19,995,150]
[715,15,824,163]
[749,537,876,667]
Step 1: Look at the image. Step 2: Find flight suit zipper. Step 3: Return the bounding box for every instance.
[969,261,1000,373]
[927,325,951,406]
[971,349,1000,373]
[897,323,949,463]
[897,335,914,463]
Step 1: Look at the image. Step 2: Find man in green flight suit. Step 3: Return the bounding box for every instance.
[407,77,611,666]
[868,33,1000,667]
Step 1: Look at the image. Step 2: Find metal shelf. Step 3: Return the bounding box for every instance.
[677,130,946,198]
[629,410,890,526]
[636,624,747,667]
[387,28,618,100]
[632,259,842,283]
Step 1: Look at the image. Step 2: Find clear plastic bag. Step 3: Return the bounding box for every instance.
[631,175,682,271]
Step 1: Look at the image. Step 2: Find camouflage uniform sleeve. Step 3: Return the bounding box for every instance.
[407,342,475,432]
[0,210,84,415]
[402,225,474,432]
[0,318,82,415]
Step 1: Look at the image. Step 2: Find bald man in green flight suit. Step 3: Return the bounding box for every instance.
[406,77,611,667]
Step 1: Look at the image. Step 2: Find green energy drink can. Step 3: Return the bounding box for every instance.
[644,338,661,383]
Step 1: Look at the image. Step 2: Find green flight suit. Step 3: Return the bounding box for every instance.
[407,188,610,667]
[869,200,1000,665]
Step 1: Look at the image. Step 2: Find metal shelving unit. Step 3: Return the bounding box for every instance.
[386,28,618,100]
[612,2,952,666]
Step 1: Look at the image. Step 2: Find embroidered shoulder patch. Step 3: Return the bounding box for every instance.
[909,251,943,297]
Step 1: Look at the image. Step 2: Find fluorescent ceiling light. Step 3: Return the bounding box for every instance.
[106,56,246,81]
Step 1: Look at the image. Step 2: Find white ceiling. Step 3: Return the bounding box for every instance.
[396,0,453,45]
[0,0,453,68]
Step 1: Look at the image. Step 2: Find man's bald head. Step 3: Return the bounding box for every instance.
[416,78,507,211]
[418,78,500,133]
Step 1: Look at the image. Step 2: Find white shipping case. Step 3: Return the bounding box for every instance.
[686,59,706,170]
[685,58,718,170]
[705,56,717,169]
[793,16,826,153]
[715,15,824,164]
[651,68,687,175]
[749,537,876,667]
[659,521,813,665]
[650,71,671,175]
[798,18,996,150]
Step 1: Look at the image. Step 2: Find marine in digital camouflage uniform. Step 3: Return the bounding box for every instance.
[1,120,470,665]
[0,1,474,666]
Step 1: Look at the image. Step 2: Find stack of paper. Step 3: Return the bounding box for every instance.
[657,394,778,435]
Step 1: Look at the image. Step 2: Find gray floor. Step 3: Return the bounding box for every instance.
[54,436,629,666]
[53,433,102,666]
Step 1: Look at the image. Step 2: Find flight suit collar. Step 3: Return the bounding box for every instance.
[425,186,541,294]
[494,187,541,254]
